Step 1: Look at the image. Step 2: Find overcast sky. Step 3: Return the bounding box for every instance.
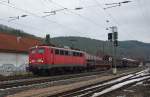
[0,0,150,43]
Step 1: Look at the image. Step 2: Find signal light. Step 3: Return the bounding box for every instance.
[113,32,118,40]
[108,33,113,41]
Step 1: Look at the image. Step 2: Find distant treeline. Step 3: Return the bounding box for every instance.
[0,24,40,39]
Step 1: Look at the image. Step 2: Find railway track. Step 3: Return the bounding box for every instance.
[0,75,37,82]
[0,70,114,96]
[0,70,108,89]
[0,67,145,97]
[49,69,150,97]
[0,68,140,90]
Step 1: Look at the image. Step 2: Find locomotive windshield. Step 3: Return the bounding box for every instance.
[30,48,45,54]
[37,48,45,54]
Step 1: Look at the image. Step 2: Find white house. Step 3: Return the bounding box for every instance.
[0,32,42,76]
[0,53,28,76]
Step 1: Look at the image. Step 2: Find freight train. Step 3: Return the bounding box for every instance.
[28,45,140,75]
[117,58,140,68]
[28,45,110,75]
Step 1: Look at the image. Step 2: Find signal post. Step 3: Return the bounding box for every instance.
[108,26,118,74]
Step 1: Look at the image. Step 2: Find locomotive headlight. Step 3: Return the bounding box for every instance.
[37,59,43,63]
[29,61,32,63]
[31,60,35,63]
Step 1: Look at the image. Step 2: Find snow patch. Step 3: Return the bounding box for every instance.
[92,76,150,97]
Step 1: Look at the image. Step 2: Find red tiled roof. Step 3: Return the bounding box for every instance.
[0,32,42,53]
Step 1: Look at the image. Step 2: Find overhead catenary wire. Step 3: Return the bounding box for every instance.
[0,0,86,34]
[47,0,106,28]
[94,0,138,40]
[79,0,107,23]
[78,0,109,38]
[108,0,139,39]
[0,0,116,36]
[94,0,120,27]
[40,0,98,37]
[0,17,49,36]
[0,0,145,41]
[40,0,108,38]
[39,0,106,39]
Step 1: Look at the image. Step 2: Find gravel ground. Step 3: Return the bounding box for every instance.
[5,67,144,97]
[103,79,150,97]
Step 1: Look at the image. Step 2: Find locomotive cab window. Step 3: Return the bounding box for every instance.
[68,51,72,56]
[65,51,69,55]
[73,52,76,56]
[77,52,80,56]
[55,49,59,54]
[60,50,64,55]
[73,52,78,56]
[38,48,45,54]
[73,52,81,56]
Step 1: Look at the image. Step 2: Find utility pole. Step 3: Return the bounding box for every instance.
[108,26,118,74]
[105,1,131,74]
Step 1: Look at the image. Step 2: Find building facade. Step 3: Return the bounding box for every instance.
[0,32,42,76]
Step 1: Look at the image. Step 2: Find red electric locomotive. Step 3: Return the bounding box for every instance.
[29,46,86,75]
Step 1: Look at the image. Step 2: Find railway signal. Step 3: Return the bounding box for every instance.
[113,32,118,40]
[108,26,118,74]
[108,27,118,47]
[108,33,113,41]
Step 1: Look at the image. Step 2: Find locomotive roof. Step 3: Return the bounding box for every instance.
[31,45,85,53]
